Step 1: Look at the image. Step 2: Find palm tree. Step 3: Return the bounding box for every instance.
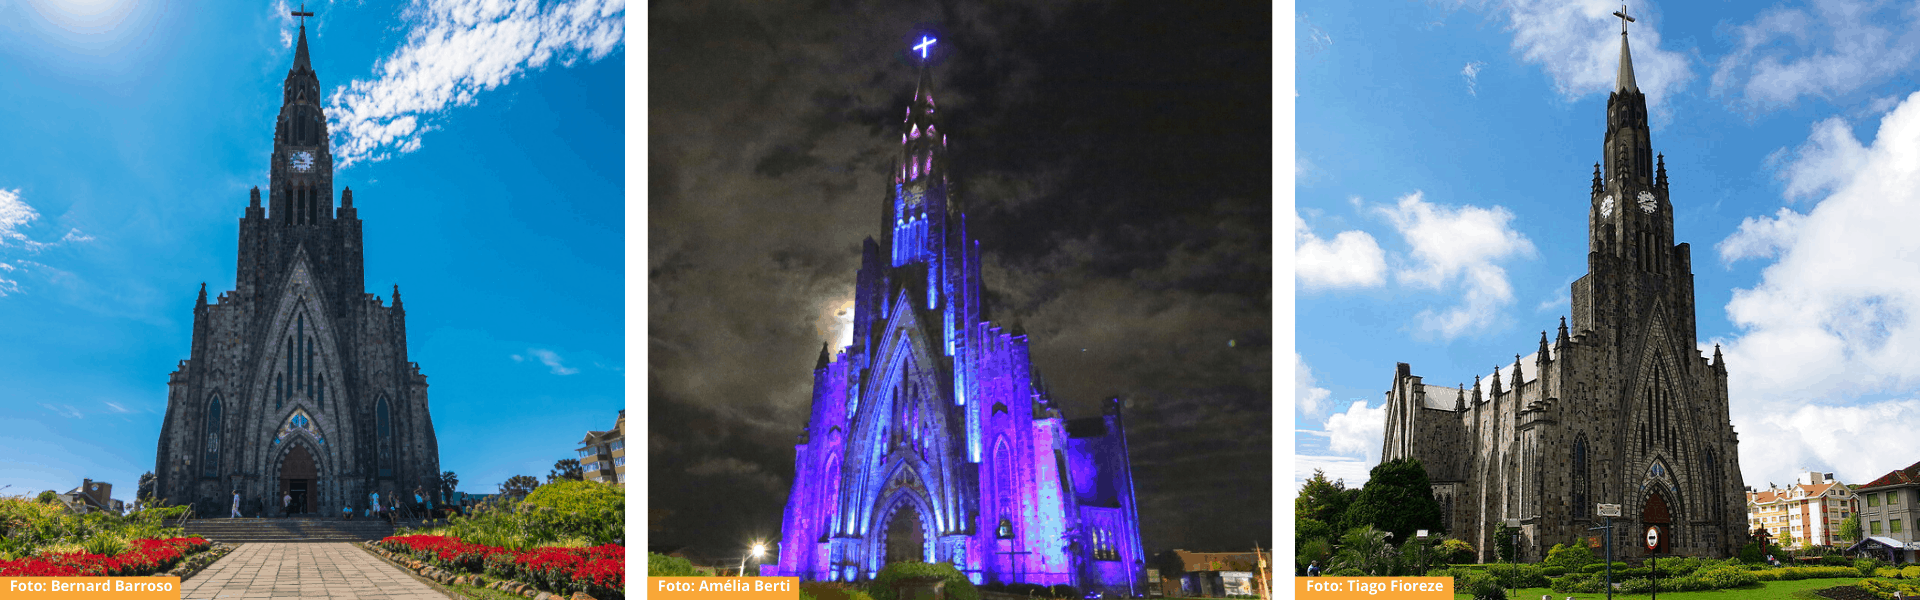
[1330,526,1397,575]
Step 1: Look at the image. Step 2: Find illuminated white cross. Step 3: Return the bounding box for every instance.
[914,36,938,59]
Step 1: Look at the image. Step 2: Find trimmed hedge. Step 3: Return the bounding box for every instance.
[648,552,699,577]
[867,562,977,600]
[1753,565,1864,581]
[1861,578,1920,599]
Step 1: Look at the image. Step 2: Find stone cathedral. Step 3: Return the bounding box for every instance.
[1379,15,1747,561]
[151,22,440,517]
[769,54,1146,596]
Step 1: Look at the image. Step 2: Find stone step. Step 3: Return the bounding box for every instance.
[182,517,421,544]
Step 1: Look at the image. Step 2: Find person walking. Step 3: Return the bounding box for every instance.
[230,490,243,519]
[282,492,292,518]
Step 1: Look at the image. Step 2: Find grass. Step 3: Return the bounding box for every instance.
[1452,577,1856,599]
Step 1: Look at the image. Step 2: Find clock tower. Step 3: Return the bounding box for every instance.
[153,16,441,518]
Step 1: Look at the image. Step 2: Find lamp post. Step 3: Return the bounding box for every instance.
[1593,504,1622,600]
[1416,530,1429,575]
[740,542,766,577]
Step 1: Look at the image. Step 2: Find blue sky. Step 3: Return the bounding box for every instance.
[0,0,623,503]
[1297,0,1920,492]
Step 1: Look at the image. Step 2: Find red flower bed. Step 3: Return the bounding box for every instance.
[0,537,210,577]
[380,535,623,600]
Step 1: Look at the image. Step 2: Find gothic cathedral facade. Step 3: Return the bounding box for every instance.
[152,24,441,517]
[1379,19,1748,561]
[769,65,1147,595]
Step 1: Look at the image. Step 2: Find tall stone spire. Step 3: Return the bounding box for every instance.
[293,24,313,73]
[1614,4,1639,93]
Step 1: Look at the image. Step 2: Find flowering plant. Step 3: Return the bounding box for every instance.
[380,535,623,600]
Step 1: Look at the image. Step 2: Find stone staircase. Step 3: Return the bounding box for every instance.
[183,517,424,544]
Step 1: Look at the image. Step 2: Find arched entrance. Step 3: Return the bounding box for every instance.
[885,502,926,564]
[1642,491,1672,554]
[278,445,317,515]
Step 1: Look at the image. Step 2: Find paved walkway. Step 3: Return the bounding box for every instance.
[180,543,449,600]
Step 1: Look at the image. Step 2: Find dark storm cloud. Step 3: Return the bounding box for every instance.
[649,0,1270,559]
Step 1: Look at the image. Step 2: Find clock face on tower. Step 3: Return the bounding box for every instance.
[1600,195,1615,218]
[290,151,315,172]
[1638,191,1657,213]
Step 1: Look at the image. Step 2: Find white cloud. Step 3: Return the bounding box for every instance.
[0,188,41,249]
[1461,60,1487,96]
[1717,91,1920,406]
[1325,400,1386,468]
[103,401,131,413]
[1713,0,1920,111]
[1376,192,1537,338]
[527,348,578,375]
[1295,353,1334,416]
[326,0,625,167]
[273,0,296,49]
[1472,0,1691,111]
[40,403,83,419]
[1294,453,1377,488]
[1295,214,1388,289]
[1733,399,1920,490]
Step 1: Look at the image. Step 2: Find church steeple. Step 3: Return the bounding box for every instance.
[888,35,950,268]
[1614,5,1638,93]
[271,5,334,229]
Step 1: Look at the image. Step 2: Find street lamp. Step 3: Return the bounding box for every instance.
[1502,519,1521,600]
[1416,530,1429,575]
[740,542,767,576]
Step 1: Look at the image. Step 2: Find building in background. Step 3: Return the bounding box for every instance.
[578,409,625,485]
[56,479,123,514]
[1852,460,1920,563]
[1746,472,1857,549]
[766,51,1145,596]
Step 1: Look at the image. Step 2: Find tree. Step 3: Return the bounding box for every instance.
[1340,458,1446,544]
[1544,542,1598,569]
[1153,550,1187,589]
[1492,522,1517,563]
[440,471,459,498]
[36,490,58,504]
[1297,537,1334,574]
[548,458,584,483]
[1297,469,1354,524]
[1297,517,1335,548]
[1436,538,1475,565]
[500,475,540,499]
[1840,514,1862,543]
[136,472,157,503]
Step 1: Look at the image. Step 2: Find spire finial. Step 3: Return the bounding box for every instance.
[1656,153,1668,188]
[290,4,315,71]
[1612,4,1639,93]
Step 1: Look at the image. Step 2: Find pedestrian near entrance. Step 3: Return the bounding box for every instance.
[230,490,243,518]
[282,492,292,518]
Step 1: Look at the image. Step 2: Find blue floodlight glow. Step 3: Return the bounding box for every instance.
[914,36,937,59]
[766,44,1143,596]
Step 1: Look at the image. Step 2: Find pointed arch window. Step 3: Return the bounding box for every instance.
[202,396,223,478]
[377,396,394,478]
[1573,435,1590,519]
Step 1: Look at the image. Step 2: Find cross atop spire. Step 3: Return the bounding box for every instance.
[913,36,937,60]
[292,3,314,27]
[1613,4,1639,93]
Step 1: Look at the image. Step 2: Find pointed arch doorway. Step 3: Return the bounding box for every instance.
[1641,490,1672,555]
[885,502,927,565]
[278,445,318,515]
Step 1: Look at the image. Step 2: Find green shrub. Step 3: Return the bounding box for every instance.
[1902,565,1920,579]
[1689,565,1759,589]
[1753,565,1862,581]
[1424,567,1452,578]
[79,533,128,557]
[867,562,977,600]
[1485,563,1547,588]
[1860,578,1920,599]
[1544,542,1599,570]
[1550,573,1605,594]
[648,552,700,576]
[35,491,58,504]
[519,480,623,545]
[1454,571,1503,600]
[1326,567,1364,576]
[1540,565,1568,577]
[1578,561,1629,574]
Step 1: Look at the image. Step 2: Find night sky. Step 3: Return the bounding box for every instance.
[648,0,1271,562]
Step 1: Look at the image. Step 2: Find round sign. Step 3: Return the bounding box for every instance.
[1645,526,1660,551]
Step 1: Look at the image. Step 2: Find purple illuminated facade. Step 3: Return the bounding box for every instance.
[768,65,1146,595]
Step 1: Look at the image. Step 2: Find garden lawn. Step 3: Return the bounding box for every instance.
[1452,577,1857,599]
